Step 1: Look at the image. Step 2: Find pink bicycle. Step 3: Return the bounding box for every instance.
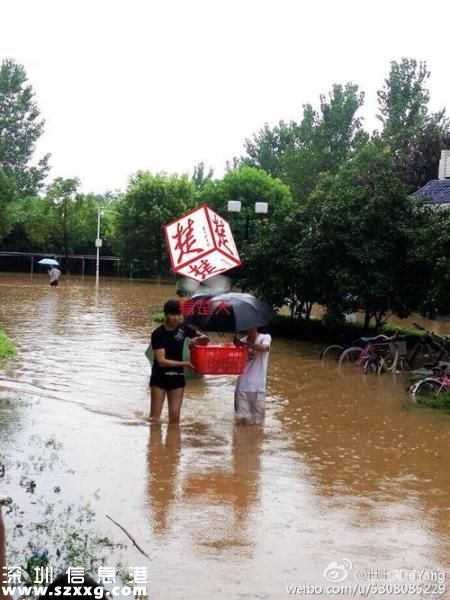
[410,364,450,398]
[338,332,408,373]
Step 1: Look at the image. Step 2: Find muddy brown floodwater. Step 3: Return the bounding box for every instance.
[1,273,450,600]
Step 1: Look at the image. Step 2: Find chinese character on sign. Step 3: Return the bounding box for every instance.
[172,218,204,265]
[164,204,241,282]
[97,567,116,584]
[6,566,22,584]
[34,566,54,585]
[212,214,233,255]
[128,567,148,584]
[66,567,85,584]
[188,259,219,281]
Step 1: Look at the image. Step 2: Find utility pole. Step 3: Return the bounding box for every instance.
[95,209,104,287]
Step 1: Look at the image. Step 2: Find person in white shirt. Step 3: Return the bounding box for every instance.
[233,328,271,425]
[48,266,61,287]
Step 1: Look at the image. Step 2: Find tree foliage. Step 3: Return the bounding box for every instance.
[241,142,449,325]
[2,184,116,264]
[0,168,15,241]
[114,172,197,275]
[241,83,365,202]
[191,162,214,190]
[201,166,292,216]
[377,58,450,191]
[0,59,50,195]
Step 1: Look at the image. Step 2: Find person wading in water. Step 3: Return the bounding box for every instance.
[149,299,209,424]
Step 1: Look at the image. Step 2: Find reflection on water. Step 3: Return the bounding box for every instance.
[182,424,264,549]
[147,423,182,534]
[1,273,450,598]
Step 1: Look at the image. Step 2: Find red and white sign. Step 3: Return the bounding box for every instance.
[164,204,241,282]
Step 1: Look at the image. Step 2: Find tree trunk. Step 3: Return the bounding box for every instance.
[305,301,313,320]
[375,311,386,328]
[364,310,371,329]
[290,300,295,319]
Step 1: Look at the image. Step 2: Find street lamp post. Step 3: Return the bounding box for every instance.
[95,209,104,287]
[227,200,268,240]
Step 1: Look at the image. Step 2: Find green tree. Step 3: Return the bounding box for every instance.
[239,209,322,318]
[407,203,450,317]
[306,142,419,327]
[240,83,365,203]
[191,162,214,190]
[200,166,292,241]
[377,58,450,191]
[2,195,53,251]
[0,169,15,242]
[243,142,431,326]
[241,121,296,179]
[3,190,116,261]
[114,172,197,276]
[45,177,80,269]
[199,166,293,291]
[0,59,50,195]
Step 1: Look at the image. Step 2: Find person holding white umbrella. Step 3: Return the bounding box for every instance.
[38,258,61,287]
[48,265,61,287]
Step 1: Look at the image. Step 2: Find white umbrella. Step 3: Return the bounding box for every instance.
[38,258,60,266]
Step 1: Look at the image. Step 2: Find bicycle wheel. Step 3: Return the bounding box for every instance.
[363,356,380,374]
[410,378,443,398]
[320,344,345,361]
[338,346,364,366]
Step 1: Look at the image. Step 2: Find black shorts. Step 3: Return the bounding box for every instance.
[150,371,185,390]
[50,280,59,287]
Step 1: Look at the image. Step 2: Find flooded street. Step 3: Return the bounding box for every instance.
[1,273,450,599]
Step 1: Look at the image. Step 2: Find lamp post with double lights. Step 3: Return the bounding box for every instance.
[95,208,104,287]
[227,199,268,240]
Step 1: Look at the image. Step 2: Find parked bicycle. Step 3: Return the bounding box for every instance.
[410,363,450,398]
[362,339,409,374]
[320,334,389,362]
[408,323,450,369]
[338,332,408,371]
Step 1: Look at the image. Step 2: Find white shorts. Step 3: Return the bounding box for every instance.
[234,391,266,424]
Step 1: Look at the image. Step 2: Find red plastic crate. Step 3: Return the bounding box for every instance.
[190,344,248,375]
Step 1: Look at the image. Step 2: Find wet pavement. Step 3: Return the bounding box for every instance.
[1,273,450,599]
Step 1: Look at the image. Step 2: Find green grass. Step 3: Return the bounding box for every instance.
[0,329,16,359]
[152,311,164,323]
[416,391,450,412]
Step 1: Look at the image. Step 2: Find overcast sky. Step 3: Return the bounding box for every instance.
[1,0,449,194]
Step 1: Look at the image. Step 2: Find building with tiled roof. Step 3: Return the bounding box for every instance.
[412,150,450,207]
[412,179,450,205]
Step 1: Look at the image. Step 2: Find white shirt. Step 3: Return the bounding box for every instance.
[49,268,61,283]
[235,333,271,392]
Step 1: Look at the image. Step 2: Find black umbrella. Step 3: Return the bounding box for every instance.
[183,292,274,333]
